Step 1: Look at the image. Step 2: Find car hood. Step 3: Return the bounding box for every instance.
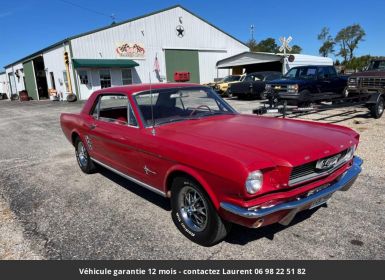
[268,78,309,85]
[157,115,358,168]
[350,70,385,77]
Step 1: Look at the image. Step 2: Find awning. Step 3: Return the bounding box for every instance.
[72,59,139,68]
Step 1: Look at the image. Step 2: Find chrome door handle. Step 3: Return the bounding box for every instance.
[88,124,97,130]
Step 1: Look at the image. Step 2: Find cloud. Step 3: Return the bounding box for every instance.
[0,11,12,18]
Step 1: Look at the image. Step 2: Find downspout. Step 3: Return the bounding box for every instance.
[68,41,80,99]
[63,42,73,95]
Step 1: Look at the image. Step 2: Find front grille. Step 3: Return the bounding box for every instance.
[289,149,349,186]
[359,77,385,88]
[270,84,288,92]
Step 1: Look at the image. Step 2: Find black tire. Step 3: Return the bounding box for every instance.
[67,94,77,102]
[370,97,384,119]
[74,137,97,174]
[259,91,267,100]
[171,176,231,246]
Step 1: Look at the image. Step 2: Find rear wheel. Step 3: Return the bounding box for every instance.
[171,176,231,246]
[370,97,384,119]
[259,91,267,100]
[75,137,96,174]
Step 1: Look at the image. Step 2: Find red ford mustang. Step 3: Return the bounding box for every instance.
[60,83,362,246]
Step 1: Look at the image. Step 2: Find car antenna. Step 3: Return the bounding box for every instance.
[149,72,156,136]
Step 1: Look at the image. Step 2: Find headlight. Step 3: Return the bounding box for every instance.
[287,84,299,93]
[265,84,272,90]
[342,146,355,162]
[245,170,263,194]
[348,77,357,84]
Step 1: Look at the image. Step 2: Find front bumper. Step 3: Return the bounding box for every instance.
[220,156,362,226]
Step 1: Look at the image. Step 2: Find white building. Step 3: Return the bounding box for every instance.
[3,5,248,101]
[0,71,10,98]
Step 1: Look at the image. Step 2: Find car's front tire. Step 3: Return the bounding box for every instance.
[370,96,384,119]
[75,137,97,174]
[171,176,231,246]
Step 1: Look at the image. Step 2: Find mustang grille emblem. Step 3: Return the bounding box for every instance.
[316,154,340,170]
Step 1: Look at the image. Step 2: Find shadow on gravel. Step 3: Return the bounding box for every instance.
[225,206,325,246]
[94,164,328,246]
[97,165,171,211]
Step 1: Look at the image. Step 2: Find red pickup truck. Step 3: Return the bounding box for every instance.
[60,83,362,246]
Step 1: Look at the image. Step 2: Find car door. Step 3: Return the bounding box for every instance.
[317,67,333,94]
[326,66,344,94]
[85,93,144,179]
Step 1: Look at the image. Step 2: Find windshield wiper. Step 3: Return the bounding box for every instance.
[154,117,201,126]
[198,111,235,117]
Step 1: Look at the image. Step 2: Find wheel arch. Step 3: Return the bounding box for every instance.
[164,165,219,209]
[71,130,81,146]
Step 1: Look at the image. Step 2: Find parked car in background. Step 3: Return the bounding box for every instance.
[228,71,281,99]
[346,59,385,118]
[60,83,362,246]
[213,75,242,96]
[265,65,348,105]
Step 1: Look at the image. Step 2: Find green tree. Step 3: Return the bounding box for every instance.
[246,37,302,54]
[255,38,279,53]
[335,24,366,63]
[317,27,335,57]
[289,45,302,54]
[245,39,258,52]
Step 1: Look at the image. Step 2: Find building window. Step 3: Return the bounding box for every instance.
[78,70,89,84]
[122,69,133,85]
[99,70,111,89]
[63,71,69,92]
[50,72,56,89]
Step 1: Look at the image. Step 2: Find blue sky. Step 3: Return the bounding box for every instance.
[1,0,384,68]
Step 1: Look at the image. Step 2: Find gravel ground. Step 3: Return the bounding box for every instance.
[0,98,384,260]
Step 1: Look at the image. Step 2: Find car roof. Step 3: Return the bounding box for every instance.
[291,65,333,68]
[247,71,281,75]
[95,83,203,95]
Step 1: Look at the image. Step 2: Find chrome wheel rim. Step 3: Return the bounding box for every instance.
[378,99,384,116]
[178,186,208,232]
[77,141,88,167]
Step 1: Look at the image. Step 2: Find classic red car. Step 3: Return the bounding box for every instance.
[60,83,362,246]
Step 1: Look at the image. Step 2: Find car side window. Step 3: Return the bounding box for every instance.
[91,94,130,125]
[328,67,337,78]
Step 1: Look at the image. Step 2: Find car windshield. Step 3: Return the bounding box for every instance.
[368,60,385,71]
[134,87,237,127]
[221,76,240,82]
[284,67,318,80]
[243,74,263,82]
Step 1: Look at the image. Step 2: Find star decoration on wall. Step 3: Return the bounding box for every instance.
[176,25,185,38]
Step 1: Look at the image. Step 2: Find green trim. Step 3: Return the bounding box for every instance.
[4,5,247,68]
[72,59,139,68]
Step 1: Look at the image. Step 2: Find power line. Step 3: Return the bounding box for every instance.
[57,0,116,21]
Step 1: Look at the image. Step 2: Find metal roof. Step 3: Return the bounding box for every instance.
[216,52,333,68]
[4,5,247,69]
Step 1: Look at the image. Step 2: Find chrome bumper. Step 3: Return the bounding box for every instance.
[220,156,363,225]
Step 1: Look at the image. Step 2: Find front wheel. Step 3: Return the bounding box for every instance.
[171,177,231,246]
[370,97,384,119]
[75,137,97,174]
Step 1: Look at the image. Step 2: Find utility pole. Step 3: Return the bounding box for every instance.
[250,24,255,40]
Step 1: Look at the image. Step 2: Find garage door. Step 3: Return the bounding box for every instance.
[23,60,38,100]
[165,50,200,83]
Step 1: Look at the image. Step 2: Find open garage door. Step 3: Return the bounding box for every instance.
[23,60,38,100]
[165,50,200,83]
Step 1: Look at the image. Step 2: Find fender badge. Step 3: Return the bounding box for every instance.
[144,165,157,175]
